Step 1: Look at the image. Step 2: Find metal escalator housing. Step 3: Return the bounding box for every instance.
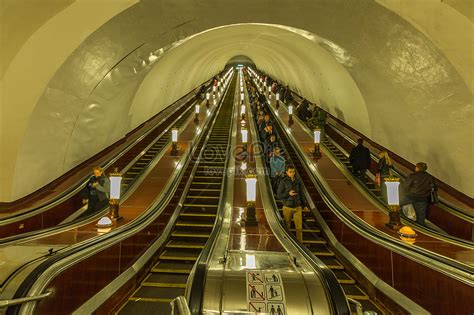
[117,72,237,314]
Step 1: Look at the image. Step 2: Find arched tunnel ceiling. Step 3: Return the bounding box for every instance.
[0,0,472,201]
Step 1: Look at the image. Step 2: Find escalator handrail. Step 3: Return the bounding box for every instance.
[0,80,212,224]
[187,72,237,315]
[5,77,226,315]
[247,82,351,315]
[265,94,474,284]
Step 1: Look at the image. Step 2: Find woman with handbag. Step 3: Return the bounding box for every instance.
[376,151,392,202]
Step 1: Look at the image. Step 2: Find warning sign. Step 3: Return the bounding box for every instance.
[248,302,266,313]
[267,303,285,315]
[246,271,286,313]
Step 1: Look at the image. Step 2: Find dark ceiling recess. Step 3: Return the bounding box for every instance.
[226,55,256,67]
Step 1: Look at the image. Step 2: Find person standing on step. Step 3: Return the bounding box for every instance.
[82,166,110,216]
[276,165,308,242]
[349,138,371,184]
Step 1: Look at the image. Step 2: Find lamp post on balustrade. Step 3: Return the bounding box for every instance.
[313,128,321,158]
[385,177,403,231]
[245,174,258,226]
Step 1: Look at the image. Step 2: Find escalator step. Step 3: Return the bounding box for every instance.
[318,256,344,269]
[144,273,188,285]
[118,300,170,314]
[171,230,211,239]
[341,284,369,300]
[166,239,206,249]
[159,249,200,261]
[175,221,214,228]
[180,212,217,218]
[152,261,193,274]
[332,270,355,284]
[302,235,326,244]
[131,286,184,300]
[310,244,334,256]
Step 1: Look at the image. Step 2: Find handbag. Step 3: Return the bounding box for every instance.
[375,172,381,187]
[402,204,417,220]
[429,187,438,204]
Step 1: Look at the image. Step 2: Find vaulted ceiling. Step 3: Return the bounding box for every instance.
[1,0,472,200]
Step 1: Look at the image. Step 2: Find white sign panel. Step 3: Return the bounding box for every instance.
[246,271,286,314]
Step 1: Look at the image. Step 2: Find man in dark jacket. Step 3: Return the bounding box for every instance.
[297,99,310,122]
[82,166,110,216]
[400,162,436,225]
[276,165,307,242]
[349,138,371,183]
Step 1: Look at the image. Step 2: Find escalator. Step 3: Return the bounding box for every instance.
[116,75,235,314]
[0,90,202,244]
[275,131,384,314]
[248,82,385,314]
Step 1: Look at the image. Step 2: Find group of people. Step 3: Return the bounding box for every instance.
[246,75,308,242]
[348,138,436,225]
[251,71,437,227]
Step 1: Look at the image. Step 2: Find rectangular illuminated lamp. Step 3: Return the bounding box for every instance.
[288,105,293,115]
[241,104,246,115]
[276,93,280,100]
[195,104,200,114]
[314,129,321,143]
[241,128,248,143]
[206,92,210,100]
[171,128,178,142]
[109,176,122,199]
[245,176,257,202]
[385,179,400,205]
[241,93,244,100]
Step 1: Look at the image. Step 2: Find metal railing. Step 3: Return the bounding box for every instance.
[0,291,52,309]
[170,296,191,315]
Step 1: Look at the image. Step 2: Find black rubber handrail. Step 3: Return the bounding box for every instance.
[247,84,350,314]
[187,72,237,315]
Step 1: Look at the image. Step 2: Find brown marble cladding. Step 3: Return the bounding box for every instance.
[33,200,174,314]
[0,101,189,240]
[392,252,473,315]
[324,211,473,314]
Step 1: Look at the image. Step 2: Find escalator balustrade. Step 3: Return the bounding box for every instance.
[117,77,236,314]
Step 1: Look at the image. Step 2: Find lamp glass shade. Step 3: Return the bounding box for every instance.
[97,216,113,228]
[171,128,178,142]
[195,104,200,114]
[276,93,280,100]
[313,129,321,144]
[206,92,210,100]
[268,87,271,92]
[241,104,246,115]
[246,177,257,202]
[385,180,400,205]
[241,93,244,100]
[241,128,248,143]
[240,86,243,92]
[110,175,122,199]
[288,105,293,115]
